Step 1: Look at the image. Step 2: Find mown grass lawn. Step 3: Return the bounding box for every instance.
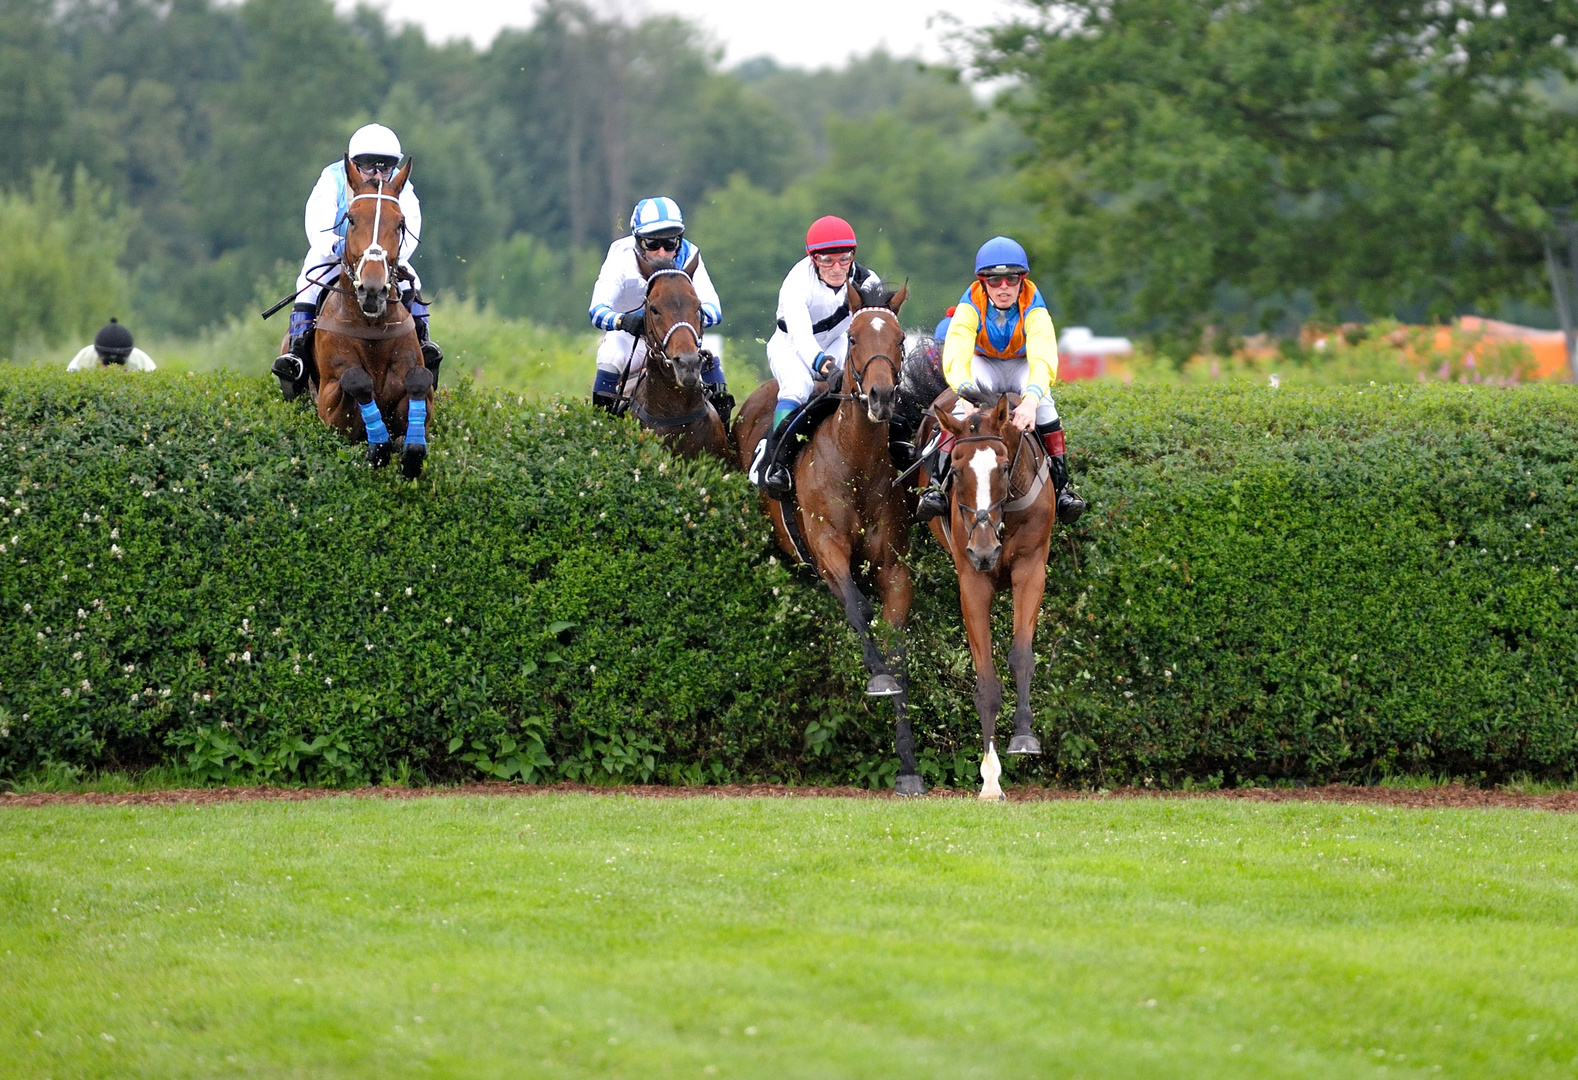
[2,795,1576,1079]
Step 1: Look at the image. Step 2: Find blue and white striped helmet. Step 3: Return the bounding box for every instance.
[631,196,684,237]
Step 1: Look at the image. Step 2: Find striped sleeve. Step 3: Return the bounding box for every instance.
[942,295,980,392]
[1022,304,1058,395]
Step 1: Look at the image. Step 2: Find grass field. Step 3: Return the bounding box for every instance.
[3,796,1576,1079]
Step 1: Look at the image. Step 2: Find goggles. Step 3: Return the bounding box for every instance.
[811,251,855,267]
[351,155,400,180]
[979,273,1024,289]
[637,234,682,253]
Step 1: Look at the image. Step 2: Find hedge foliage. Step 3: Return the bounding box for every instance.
[2,368,1576,788]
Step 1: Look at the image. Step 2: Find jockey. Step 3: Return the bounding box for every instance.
[272,123,441,399]
[749,215,882,498]
[588,196,727,419]
[67,318,156,371]
[916,236,1087,526]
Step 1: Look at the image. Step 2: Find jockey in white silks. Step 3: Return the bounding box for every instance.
[271,123,441,400]
[748,215,882,498]
[587,196,728,421]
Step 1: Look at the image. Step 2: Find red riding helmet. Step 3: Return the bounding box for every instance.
[805,216,857,253]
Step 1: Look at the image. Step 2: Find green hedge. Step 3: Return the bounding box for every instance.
[2,369,1576,788]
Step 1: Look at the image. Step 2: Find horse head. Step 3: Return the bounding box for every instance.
[342,154,411,319]
[637,248,704,390]
[935,394,1013,573]
[843,280,908,423]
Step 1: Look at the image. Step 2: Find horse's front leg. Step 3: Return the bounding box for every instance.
[1006,554,1048,755]
[339,366,390,468]
[959,569,1004,799]
[876,558,923,795]
[399,365,433,479]
[825,565,896,696]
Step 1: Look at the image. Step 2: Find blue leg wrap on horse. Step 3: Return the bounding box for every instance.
[593,369,621,396]
[359,400,390,445]
[406,400,427,447]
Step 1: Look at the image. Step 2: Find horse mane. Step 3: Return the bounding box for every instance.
[854,281,900,311]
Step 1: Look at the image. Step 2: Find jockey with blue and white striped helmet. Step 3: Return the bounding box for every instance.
[587,196,728,421]
[271,123,442,400]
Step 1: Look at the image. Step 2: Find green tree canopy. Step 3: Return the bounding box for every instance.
[976,0,1578,338]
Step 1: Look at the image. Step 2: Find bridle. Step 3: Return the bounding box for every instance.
[347,179,403,294]
[949,432,1013,545]
[838,309,901,407]
[642,268,703,362]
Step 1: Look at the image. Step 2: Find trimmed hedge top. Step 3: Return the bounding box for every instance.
[2,369,1576,788]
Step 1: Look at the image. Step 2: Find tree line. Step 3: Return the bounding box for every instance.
[3,0,1576,362]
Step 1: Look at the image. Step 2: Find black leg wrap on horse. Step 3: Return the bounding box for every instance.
[340,366,376,407]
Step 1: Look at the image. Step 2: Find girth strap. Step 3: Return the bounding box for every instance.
[317,314,416,341]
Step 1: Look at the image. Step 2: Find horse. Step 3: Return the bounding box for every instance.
[735,282,927,795]
[306,155,433,479]
[923,392,1057,799]
[618,247,730,462]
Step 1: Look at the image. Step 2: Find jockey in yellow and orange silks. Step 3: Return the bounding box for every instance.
[915,236,1086,526]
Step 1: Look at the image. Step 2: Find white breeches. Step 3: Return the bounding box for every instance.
[766,329,848,405]
[595,331,650,377]
[295,249,421,308]
[951,354,1059,426]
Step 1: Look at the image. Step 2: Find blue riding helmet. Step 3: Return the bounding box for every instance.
[631,197,684,237]
[974,236,1030,276]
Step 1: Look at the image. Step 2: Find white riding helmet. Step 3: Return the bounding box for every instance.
[348,124,402,161]
[630,196,684,237]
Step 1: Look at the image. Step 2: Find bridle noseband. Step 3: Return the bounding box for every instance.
[347,180,403,294]
[642,268,703,365]
[840,309,901,406]
[950,432,1013,544]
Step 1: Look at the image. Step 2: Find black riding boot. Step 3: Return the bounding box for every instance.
[752,413,797,499]
[272,303,316,401]
[591,392,618,414]
[707,382,735,431]
[1040,422,1087,526]
[914,433,952,523]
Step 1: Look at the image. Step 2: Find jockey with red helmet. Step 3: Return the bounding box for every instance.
[915,236,1086,526]
[748,215,883,498]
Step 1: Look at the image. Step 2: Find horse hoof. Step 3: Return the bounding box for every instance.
[401,442,426,479]
[1007,734,1042,755]
[366,442,391,468]
[893,773,927,797]
[865,674,902,697]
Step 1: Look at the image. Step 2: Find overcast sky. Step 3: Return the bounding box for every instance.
[362,0,1025,70]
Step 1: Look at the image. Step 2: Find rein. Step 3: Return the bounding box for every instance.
[348,184,401,294]
[642,268,703,361]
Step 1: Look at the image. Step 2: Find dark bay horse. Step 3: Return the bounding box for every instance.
[736,283,926,795]
[924,393,1057,799]
[309,155,433,479]
[621,248,730,462]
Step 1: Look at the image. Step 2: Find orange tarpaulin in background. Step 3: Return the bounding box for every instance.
[1447,317,1569,381]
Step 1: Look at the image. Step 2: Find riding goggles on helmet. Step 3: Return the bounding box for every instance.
[638,234,682,253]
[811,250,855,267]
[351,154,401,180]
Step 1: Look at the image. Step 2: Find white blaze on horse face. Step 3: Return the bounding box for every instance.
[968,447,996,510]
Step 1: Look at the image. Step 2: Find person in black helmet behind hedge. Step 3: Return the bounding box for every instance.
[67,318,157,371]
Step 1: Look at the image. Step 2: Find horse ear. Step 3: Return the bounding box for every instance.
[935,406,967,438]
[845,281,863,312]
[682,250,700,278]
[991,394,1012,428]
[390,156,412,193]
[343,153,364,190]
[634,243,655,279]
[887,281,909,313]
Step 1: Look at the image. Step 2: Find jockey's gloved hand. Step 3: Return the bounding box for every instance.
[618,310,646,338]
[814,353,836,380]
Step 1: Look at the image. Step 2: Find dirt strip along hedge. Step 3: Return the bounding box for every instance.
[1,369,1576,788]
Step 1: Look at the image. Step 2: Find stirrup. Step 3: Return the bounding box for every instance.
[1056,488,1087,526]
[272,353,303,382]
[763,463,793,500]
[915,487,949,523]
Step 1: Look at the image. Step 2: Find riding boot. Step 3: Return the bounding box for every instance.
[914,430,953,522]
[1040,424,1087,525]
[272,304,316,401]
[751,407,798,499]
[706,381,735,431]
[409,299,443,384]
[591,369,620,415]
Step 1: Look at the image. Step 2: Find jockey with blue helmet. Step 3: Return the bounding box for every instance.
[272,124,441,400]
[916,236,1086,526]
[588,196,728,422]
[748,215,883,498]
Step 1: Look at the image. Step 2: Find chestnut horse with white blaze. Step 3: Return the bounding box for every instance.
[623,248,729,462]
[925,393,1058,799]
[306,155,433,479]
[735,283,927,795]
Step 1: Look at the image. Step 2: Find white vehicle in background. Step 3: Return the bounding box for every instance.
[1058,326,1133,381]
